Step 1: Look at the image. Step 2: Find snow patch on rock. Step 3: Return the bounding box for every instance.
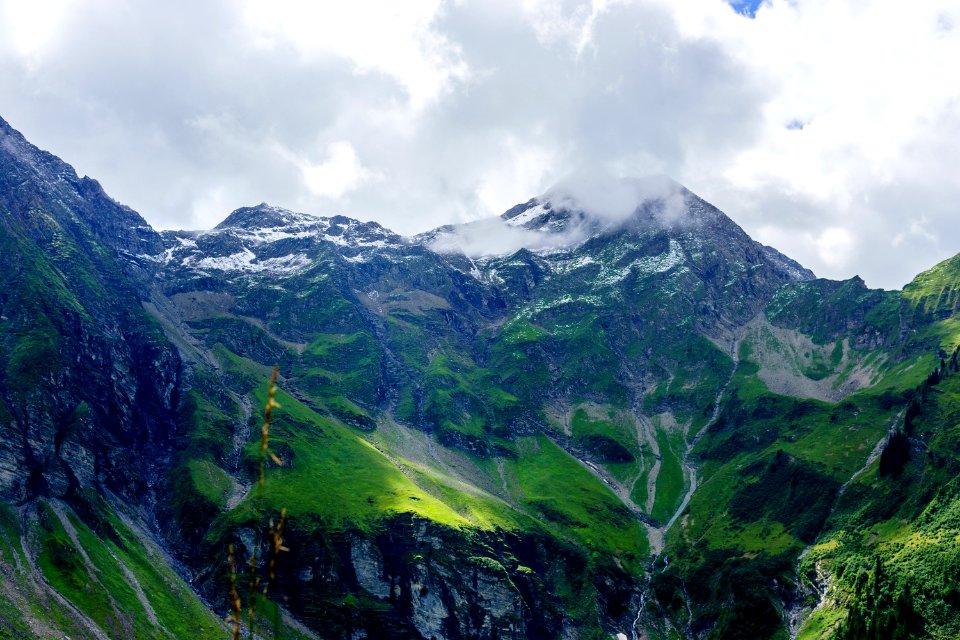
[185,249,311,274]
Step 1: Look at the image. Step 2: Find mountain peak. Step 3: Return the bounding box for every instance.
[501,175,721,235]
[0,114,162,257]
[214,203,321,230]
[428,175,814,286]
[0,115,78,183]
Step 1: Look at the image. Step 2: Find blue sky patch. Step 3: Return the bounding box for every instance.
[728,0,764,18]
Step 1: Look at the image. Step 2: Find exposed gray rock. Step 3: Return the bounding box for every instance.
[351,538,391,599]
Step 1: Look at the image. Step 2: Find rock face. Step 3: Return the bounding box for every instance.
[348,524,531,640]
[270,515,602,639]
[0,116,181,506]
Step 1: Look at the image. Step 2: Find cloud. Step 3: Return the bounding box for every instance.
[301,142,371,198]
[815,227,854,270]
[430,170,692,258]
[892,217,936,249]
[0,0,959,288]
[545,172,689,223]
[429,216,590,258]
[241,0,468,109]
[521,0,618,56]
[666,0,960,287]
[0,0,77,65]
[473,137,560,219]
[0,0,756,234]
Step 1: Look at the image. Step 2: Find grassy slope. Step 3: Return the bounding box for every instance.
[903,253,960,320]
[195,376,651,567]
[797,348,960,639]
[648,281,960,640]
[651,427,686,524]
[238,385,489,530]
[0,497,241,640]
[0,502,91,639]
[162,344,653,637]
[502,436,648,567]
[28,493,318,640]
[651,324,940,638]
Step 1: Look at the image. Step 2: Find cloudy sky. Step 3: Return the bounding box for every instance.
[2,0,959,289]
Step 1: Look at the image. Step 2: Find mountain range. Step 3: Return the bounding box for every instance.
[2,114,960,640]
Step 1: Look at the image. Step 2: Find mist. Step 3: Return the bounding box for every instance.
[428,171,692,258]
[544,172,689,223]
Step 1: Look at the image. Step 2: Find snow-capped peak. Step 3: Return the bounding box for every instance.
[154,205,408,277]
[214,203,321,231]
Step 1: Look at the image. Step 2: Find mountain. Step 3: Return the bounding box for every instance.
[2,115,960,639]
[0,116,227,637]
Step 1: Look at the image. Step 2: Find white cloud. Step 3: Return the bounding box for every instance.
[474,137,559,217]
[301,141,370,198]
[0,0,77,65]
[815,227,854,270]
[431,171,693,258]
[521,0,618,56]
[429,216,589,257]
[721,1,960,196]
[664,0,960,286]
[241,0,468,109]
[892,217,937,248]
[1,0,960,288]
[546,171,689,222]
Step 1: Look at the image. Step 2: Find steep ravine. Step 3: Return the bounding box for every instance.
[648,338,740,556]
[224,393,253,511]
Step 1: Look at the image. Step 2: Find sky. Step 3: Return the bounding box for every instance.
[1,0,959,289]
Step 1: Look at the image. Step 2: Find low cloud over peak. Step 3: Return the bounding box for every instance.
[543,172,688,224]
[429,171,696,258]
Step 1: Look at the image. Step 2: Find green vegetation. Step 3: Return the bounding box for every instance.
[649,325,948,637]
[295,331,382,405]
[235,385,495,529]
[34,497,227,639]
[4,311,60,389]
[570,407,638,464]
[794,347,960,639]
[502,436,648,569]
[187,459,234,507]
[643,334,733,429]
[766,277,902,346]
[651,427,685,524]
[903,252,960,320]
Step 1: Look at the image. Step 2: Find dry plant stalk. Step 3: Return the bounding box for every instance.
[258,366,282,495]
[227,365,289,638]
[262,507,288,601]
[227,544,242,640]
